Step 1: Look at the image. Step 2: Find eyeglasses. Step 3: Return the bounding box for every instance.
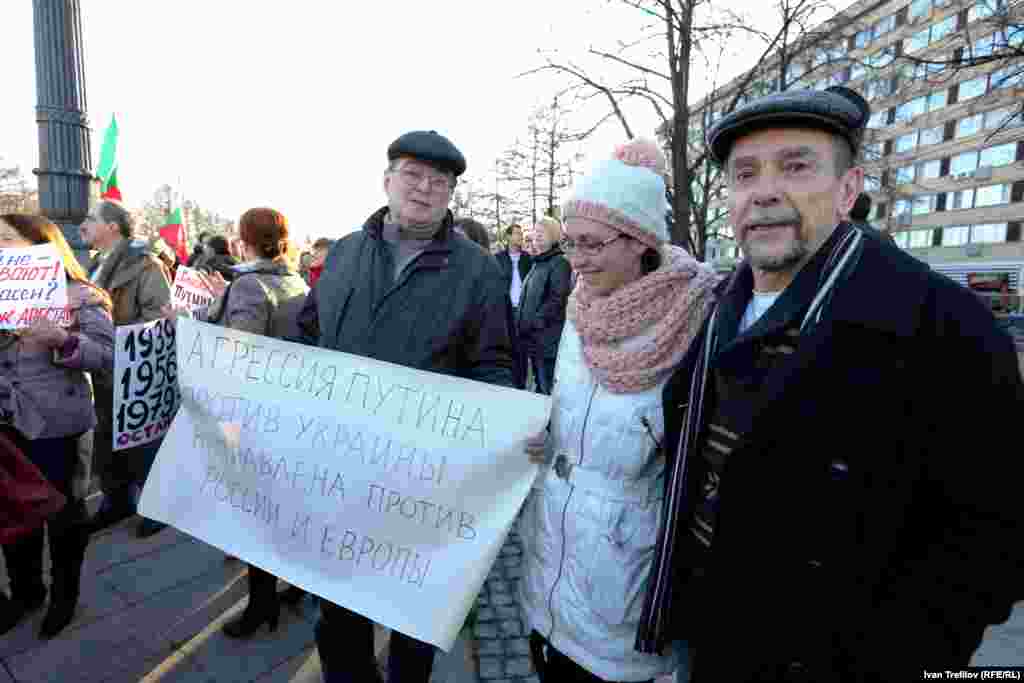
[394,166,452,194]
[559,233,623,256]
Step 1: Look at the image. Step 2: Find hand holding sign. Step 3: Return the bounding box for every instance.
[20,316,70,349]
[171,266,219,316]
[0,244,69,330]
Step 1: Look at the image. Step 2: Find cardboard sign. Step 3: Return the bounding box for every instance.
[139,319,549,651]
[112,319,182,450]
[171,266,214,316]
[0,244,69,329]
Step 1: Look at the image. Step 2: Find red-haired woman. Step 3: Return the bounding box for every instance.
[198,208,311,638]
[0,214,114,639]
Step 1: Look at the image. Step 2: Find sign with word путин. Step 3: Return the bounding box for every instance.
[139,318,549,651]
[0,244,69,330]
[112,318,181,450]
[171,266,215,316]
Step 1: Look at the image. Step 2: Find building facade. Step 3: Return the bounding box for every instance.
[689,0,1024,311]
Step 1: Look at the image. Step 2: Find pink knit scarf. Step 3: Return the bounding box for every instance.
[567,245,720,394]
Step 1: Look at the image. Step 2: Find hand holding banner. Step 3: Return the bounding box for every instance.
[0,244,69,329]
[171,266,215,316]
[139,319,549,651]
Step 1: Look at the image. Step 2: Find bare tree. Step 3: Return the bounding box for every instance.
[522,0,840,259]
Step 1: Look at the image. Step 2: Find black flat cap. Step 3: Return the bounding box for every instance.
[387,130,467,177]
[707,86,871,166]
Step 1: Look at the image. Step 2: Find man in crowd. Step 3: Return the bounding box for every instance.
[80,200,173,538]
[638,86,1023,681]
[297,130,513,683]
[495,224,532,387]
[306,237,333,287]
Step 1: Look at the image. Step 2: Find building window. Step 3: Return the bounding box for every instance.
[927,90,948,112]
[909,229,934,248]
[918,159,942,179]
[972,223,1008,243]
[907,27,931,52]
[913,194,938,214]
[896,96,927,122]
[974,183,1011,206]
[909,0,932,21]
[969,0,1005,23]
[919,126,944,146]
[866,78,893,100]
[850,61,867,81]
[855,29,872,49]
[895,131,918,153]
[931,15,957,43]
[958,75,989,100]
[945,188,976,209]
[873,15,896,39]
[785,61,806,86]
[868,109,888,128]
[957,113,984,138]
[864,175,882,191]
[972,33,996,58]
[895,198,913,215]
[990,65,1024,89]
[942,225,971,246]
[984,107,1024,130]
[895,165,916,183]
[979,141,1016,167]
[951,151,980,175]
[894,231,910,248]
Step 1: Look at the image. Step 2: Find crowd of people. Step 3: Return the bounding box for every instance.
[1,85,1022,683]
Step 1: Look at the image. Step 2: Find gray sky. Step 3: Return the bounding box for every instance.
[1,1,855,242]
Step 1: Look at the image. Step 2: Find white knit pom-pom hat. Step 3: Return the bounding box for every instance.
[561,138,669,249]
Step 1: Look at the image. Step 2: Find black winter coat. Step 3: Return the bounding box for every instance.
[660,230,1024,682]
[495,249,533,297]
[296,207,514,388]
[516,246,572,358]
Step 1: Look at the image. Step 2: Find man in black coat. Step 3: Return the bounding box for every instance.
[296,130,513,683]
[636,86,1024,682]
[495,224,533,388]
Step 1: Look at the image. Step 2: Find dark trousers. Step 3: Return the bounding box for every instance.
[1,433,88,605]
[530,631,652,683]
[316,599,435,683]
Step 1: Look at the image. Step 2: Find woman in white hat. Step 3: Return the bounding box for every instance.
[520,139,718,682]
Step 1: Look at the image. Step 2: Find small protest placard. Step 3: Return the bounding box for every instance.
[112,318,181,451]
[171,266,214,316]
[0,244,69,330]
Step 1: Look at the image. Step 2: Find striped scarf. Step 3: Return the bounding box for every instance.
[635,225,866,654]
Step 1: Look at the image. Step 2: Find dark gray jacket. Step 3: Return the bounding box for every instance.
[516,246,572,359]
[297,207,514,387]
[206,260,308,340]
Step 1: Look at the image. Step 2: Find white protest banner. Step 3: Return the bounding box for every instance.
[0,243,69,330]
[112,318,182,451]
[139,318,549,651]
[171,266,214,316]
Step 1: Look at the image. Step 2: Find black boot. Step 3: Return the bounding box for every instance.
[0,529,47,635]
[222,565,279,638]
[40,500,89,639]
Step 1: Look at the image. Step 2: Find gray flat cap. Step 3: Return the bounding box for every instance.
[388,130,467,177]
[707,86,871,166]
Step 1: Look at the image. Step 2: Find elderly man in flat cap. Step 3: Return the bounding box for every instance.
[296,131,514,682]
[635,87,1023,682]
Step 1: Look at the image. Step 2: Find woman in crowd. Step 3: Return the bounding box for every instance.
[198,208,310,638]
[0,214,115,639]
[196,235,238,282]
[519,141,718,682]
[516,217,571,395]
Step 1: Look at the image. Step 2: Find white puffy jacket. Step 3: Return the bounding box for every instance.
[519,320,675,681]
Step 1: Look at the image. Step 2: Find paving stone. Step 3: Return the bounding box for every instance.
[250,645,320,683]
[85,523,192,575]
[6,633,152,683]
[490,591,513,606]
[495,605,520,621]
[478,655,504,679]
[499,619,523,637]
[505,656,534,677]
[474,622,500,639]
[98,538,227,603]
[476,639,504,656]
[506,637,531,656]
